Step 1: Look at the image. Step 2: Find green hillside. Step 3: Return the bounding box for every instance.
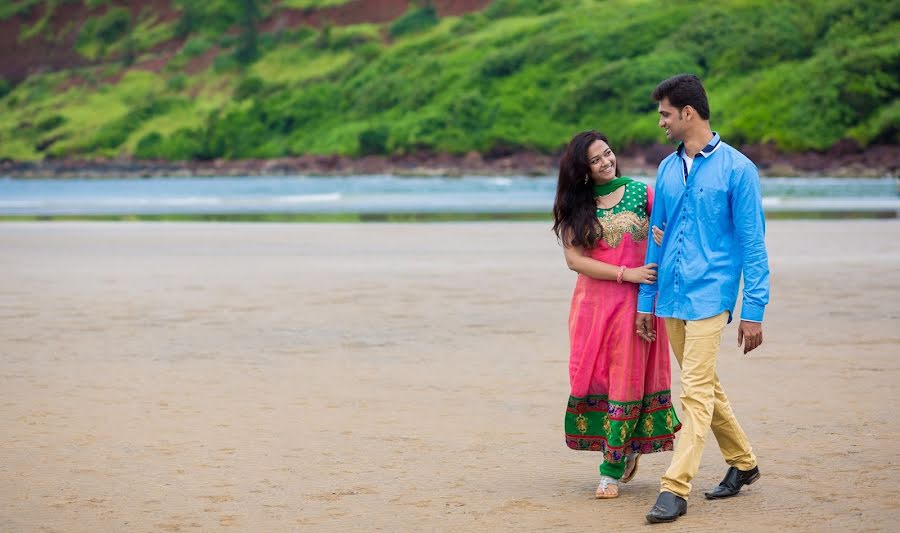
[0,0,897,162]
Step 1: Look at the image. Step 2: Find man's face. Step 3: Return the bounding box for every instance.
[658,98,685,142]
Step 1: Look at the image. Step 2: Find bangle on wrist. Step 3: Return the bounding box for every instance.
[616,265,626,284]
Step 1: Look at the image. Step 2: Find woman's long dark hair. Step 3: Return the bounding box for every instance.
[552,131,621,248]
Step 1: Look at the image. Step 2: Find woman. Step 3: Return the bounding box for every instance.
[552,131,680,499]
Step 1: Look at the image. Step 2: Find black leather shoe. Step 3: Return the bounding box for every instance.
[704,465,760,499]
[646,491,687,524]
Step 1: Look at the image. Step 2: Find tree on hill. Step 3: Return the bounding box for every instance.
[235,0,261,64]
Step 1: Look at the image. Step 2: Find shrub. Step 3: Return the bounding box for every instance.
[315,24,332,50]
[234,76,264,100]
[217,34,239,49]
[84,98,179,151]
[162,128,207,160]
[0,77,13,99]
[484,0,562,19]
[213,54,240,73]
[166,74,187,91]
[203,108,268,158]
[358,126,390,155]
[329,26,379,50]
[182,37,212,57]
[480,48,527,79]
[94,7,131,45]
[35,115,66,132]
[388,6,439,38]
[134,131,164,158]
[174,0,201,38]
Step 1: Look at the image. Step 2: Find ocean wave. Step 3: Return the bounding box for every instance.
[269,193,341,204]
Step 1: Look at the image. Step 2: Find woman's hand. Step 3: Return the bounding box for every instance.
[623,263,657,284]
[652,225,664,246]
[635,312,656,342]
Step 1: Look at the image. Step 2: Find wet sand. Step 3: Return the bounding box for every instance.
[1,221,898,532]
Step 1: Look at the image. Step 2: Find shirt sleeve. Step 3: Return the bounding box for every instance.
[730,163,770,322]
[637,179,665,314]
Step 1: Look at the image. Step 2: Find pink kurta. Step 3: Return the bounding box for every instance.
[564,182,680,463]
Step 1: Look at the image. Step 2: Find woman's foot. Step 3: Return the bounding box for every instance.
[596,476,619,499]
[621,453,641,484]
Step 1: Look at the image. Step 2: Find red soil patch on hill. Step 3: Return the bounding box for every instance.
[1,0,491,83]
[261,0,491,31]
[1,0,180,82]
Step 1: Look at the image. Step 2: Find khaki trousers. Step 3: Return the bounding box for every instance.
[661,311,756,498]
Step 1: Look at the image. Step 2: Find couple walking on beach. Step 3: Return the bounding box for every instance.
[552,74,770,524]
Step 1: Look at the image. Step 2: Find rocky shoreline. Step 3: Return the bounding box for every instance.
[2,142,898,179]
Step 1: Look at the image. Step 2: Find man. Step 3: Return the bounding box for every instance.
[635,74,770,524]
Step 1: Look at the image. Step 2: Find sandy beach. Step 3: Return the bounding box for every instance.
[1,220,898,532]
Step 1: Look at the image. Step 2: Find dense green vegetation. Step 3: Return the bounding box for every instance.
[0,0,896,162]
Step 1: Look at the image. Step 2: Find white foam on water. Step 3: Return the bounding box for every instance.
[269,193,341,204]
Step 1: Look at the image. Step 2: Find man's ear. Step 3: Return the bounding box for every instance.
[682,105,695,122]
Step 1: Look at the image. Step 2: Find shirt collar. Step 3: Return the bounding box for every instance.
[677,132,721,158]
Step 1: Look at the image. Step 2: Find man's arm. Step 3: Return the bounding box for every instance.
[731,163,770,353]
[637,177,666,315]
[636,177,666,342]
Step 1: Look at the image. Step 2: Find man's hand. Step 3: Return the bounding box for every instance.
[635,312,656,342]
[652,225,664,246]
[738,320,763,354]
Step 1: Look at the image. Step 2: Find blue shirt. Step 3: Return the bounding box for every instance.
[637,133,770,322]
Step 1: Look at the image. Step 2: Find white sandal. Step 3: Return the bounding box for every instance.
[596,475,620,499]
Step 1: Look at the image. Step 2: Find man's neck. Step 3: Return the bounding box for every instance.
[682,127,715,158]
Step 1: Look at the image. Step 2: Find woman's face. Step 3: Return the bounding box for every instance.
[586,139,617,183]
